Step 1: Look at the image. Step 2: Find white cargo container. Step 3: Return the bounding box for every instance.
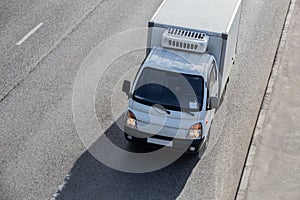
[148,0,242,94]
[122,0,242,154]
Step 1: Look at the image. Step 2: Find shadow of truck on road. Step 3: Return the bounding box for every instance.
[55,116,200,200]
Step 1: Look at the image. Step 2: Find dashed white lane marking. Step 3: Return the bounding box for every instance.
[16,23,43,45]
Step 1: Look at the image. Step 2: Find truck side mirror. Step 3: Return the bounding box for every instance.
[122,80,131,97]
[209,96,219,110]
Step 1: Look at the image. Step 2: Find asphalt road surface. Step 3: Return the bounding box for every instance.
[0,0,290,199]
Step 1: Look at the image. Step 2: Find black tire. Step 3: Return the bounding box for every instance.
[124,133,133,142]
[198,129,210,158]
[219,78,229,108]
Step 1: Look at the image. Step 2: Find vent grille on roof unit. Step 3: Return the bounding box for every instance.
[167,28,207,40]
[161,28,209,53]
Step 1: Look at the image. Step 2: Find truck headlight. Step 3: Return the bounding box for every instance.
[187,123,202,139]
[126,110,137,128]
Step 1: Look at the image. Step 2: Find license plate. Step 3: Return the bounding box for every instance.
[147,138,173,147]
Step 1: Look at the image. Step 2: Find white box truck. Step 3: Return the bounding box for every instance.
[122,0,242,154]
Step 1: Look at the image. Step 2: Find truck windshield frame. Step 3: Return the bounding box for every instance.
[132,67,204,112]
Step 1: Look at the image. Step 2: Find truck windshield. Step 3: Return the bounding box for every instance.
[132,67,204,112]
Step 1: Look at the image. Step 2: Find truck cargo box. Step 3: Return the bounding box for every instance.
[147,0,242,92]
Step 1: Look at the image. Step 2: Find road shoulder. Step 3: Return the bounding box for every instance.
[236,0,300,199]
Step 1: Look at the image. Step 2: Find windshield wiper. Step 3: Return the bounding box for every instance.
[181,108,195,116]
[153,104,171,115]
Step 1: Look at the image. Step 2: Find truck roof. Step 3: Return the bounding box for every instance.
[143,47,212,77]
[151,0,242,35]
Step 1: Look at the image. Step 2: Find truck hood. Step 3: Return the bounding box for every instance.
[130,100,205,139]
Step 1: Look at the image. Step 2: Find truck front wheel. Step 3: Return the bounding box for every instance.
[198,129,210,158]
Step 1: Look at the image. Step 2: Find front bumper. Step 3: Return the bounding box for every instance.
[124,126,204,153]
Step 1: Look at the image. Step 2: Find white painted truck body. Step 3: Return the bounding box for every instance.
[148,0,242,94]
[123,0,242,153]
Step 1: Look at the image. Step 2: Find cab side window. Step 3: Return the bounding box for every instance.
[208,62,217,97]
[207,61,218,109]
[211,62,217,83]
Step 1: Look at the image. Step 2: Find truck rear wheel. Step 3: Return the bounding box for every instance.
[219,78,229,107]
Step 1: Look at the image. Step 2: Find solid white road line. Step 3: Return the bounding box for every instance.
[16,23,43,45]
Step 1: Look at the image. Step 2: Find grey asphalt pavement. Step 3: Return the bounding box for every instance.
[0,0,103,100]
[244,0,300,198]
[0,0,291,199]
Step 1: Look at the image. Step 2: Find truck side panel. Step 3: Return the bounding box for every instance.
[221,1,242,92]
